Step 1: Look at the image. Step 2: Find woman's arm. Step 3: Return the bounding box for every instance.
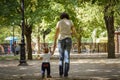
[52,27,59,54]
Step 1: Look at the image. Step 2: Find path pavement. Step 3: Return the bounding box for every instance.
[0,53,120,80]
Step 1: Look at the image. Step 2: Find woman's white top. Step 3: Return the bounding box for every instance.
[56,18,73,40]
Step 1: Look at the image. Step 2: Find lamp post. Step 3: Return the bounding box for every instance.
[12,22,15,56]
[19,0,27,66]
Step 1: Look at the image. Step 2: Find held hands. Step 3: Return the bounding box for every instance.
[51,43,56,55]
[49,47,54,55]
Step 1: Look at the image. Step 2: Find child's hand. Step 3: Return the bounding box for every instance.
[49,46,54,55]
[51,51,54,55]
[49,47,51,52]
[49,47,53,55]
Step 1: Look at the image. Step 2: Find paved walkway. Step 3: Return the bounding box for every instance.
[0,53,120,80]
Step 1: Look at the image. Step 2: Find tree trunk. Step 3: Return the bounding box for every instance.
[77,37,81,53]
[24,24,32,60]
[26,34,32,60]
[37,35,40,54]
[104,5,115,58]
[37,27,41,54]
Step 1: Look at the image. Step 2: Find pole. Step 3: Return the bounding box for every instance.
[13,24,15,56]
[19,0,27,66]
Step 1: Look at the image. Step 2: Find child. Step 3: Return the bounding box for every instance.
[40,46,53,79]
[7,45,10,54]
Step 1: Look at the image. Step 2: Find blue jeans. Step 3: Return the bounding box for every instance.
[58,37,72,76]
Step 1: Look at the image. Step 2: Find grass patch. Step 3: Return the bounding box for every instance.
[0,55,19,60]
[0,54,48,60]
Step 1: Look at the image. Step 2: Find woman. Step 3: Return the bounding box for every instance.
[52,12,76,77]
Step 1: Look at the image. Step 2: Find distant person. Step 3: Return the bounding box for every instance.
[0,45,4,53]
[12,44,15,55]
[7,46,10,54]
[52,12,77,77]
[12,41,17,55]
[40,46,53,79]
[15,44,20,55]
[4,45,8,54]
